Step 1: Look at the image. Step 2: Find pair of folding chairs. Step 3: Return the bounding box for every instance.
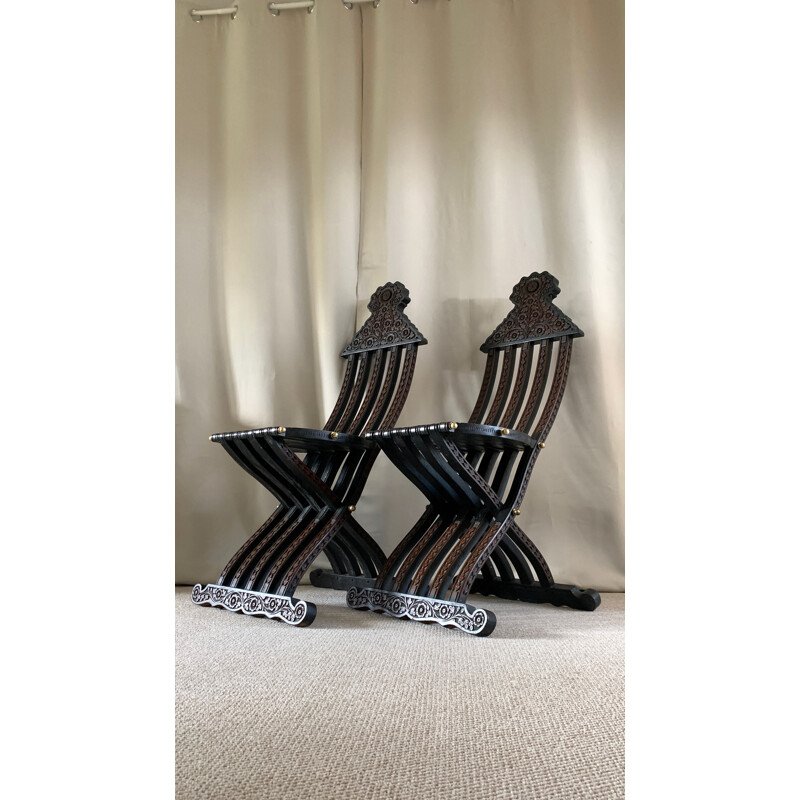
[191,273,600,636]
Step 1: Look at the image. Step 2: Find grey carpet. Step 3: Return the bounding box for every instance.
[176,587,624,799]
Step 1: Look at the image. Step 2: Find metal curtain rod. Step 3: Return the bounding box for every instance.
[188,0,448,26]
[190,6,238,20]
[342,0,380,9]
[268,0,315,15]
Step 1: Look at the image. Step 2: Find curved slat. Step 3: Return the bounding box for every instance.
[379,435,444,505]
[220,439,298,507]
[256,436,338,508]
[342,450,380,504]
[448,516,512,604]
[428,513,494,599]
[322,355,357,432]
[218,506,288,585]
[468,350,499,424]
[375,506,439,590]
[437,436,503,511]
[381,345,418,429]
[500,343,533,429]
[276,511,346,595]
[494,536,535,584]
[480,556,500,582]
[483,540,516,583]
[329,450,363,499]
[505,523,554,586]
[411,433,482,508]
[517,341,552,434]
[500,448,536,519]
[490,449,520,504]
[306,355,357,476]
[532,337,573,441]
[349,349,388,435]
[363,347,401,432]
[244,437,319,507]
[338,516,387,576]
[392,435,461,507]
[483,347,518,426]
[472,448,502,494]
[405,515,473,595]
[320,536,351,576]
[319,451,347,487]
[244,507,317,591]
[335,352,373,434]
[261,508,335,594]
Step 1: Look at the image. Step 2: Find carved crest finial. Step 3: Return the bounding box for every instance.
[480,272,584,352]
[341,282,428,356]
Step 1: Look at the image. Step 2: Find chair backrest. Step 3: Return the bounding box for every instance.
[323,282,427,436]
[468,272,583,439]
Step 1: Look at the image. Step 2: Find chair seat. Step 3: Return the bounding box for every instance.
[365,422,538,452]
[210,426,378,453]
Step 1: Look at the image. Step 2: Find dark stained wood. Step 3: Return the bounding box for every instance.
[347,272,600,636]
[192,282,427,626]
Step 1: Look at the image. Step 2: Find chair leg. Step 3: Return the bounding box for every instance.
[346,511,602,635]
[191,505,319,625]
[309,515,386,591]
[468,524,601,611]
[192,504,386,625]
[345,513,503,637]
[190,511,321,626]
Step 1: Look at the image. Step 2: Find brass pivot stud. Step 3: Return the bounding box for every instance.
[448,422,458,430]
[330,431,339,439]
[501,428,510,435]
[537,441,546,449]
[512,508,521,516]
[277,426,287,434]
[347,505,356,512]
[208,436,213,441]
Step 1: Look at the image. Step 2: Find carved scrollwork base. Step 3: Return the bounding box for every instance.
[346,586,496,637]
[191,584,317,627]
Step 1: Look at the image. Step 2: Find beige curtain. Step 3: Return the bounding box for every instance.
[176,0,624,591]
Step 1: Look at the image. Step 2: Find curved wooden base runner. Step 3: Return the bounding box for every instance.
[346,586,497,637]
[191,584,317,627]
[470,578,601,611]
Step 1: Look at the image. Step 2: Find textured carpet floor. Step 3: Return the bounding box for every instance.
[176,587,624,800]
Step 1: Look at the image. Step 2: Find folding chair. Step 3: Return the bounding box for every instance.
[347,272,600,636]
[192,282,427,626]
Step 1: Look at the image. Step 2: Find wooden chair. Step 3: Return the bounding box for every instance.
[347,272,601,636]
[192,282,427,626]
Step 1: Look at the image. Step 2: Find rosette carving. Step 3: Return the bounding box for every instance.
[191,584,312,626]
[346,586,491,635]
[341,282,428,356]
[480,272,584,352]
